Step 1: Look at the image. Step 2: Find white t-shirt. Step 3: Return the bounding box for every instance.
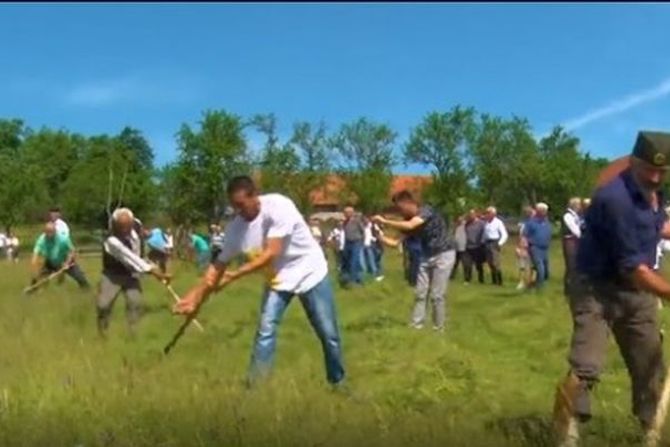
[217,194,329,294]
[0,233,6,248]
[54,218,70,238]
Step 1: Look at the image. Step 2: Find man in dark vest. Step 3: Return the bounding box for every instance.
[97,208,171,337]
[561,197,583,296]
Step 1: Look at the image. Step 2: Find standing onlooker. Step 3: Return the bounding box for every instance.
[403,234,422,287]
[340,206,365,287]
[562,197,583,295]
[371,221,385,281]
[190,232,211,272]
[451,216,467,280]
[49,208,71,238]
[7,232,19,263]
[0,231,6,259]
[515,206,535,290]
[145,226,170,273]
[579,198,591,234]
[373,190,456,332]
[482,206,509,286]
[362,216,379,279]
[165,228,174,259]
[463,209,486,285]
[523,203,552,290]
[209,224,226,263]
[327,220,346,272]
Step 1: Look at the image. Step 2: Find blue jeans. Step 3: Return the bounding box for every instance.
[375,246,384,276]
[529,246,549,289]
[248,276,345,385]
[363,246,378,276]
[341,240,363,285]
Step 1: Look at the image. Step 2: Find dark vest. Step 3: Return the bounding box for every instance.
[102,235,134,276]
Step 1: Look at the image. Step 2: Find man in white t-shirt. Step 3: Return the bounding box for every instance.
[174,175,345,387]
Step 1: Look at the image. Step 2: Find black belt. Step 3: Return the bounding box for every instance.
[485,239,499,244]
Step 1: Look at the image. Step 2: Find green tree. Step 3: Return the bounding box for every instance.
[0,119,25,153]
[0,155,48,232]
[252,114,302,199]
[171,110,250,222]
[22,128,81,206]
[330,118,396,213]
[405,106,477,217]
[288,121,330,213]
[60,129,158,227]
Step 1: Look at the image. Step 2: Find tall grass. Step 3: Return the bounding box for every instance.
[0,246,665,446]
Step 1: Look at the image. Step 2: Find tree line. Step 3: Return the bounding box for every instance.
[0,105,612,231]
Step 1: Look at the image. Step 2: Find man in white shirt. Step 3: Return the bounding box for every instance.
[562,197,582,295]
[49,208,71,238]
[327,220,346,272]
[98,208,171,337]
[482,206,508,286]
[174,176,345,387]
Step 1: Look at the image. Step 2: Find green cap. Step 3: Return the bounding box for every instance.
[631,131,670,167]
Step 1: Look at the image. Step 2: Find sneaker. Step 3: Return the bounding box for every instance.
[408,323,424,330]
[432,326,445,333]
[516,282,525,290]
[375,276,384,282]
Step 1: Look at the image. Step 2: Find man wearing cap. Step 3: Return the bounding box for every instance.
[522,202,552,290]
[554,131,670,446]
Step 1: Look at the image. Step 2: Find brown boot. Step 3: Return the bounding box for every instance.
[553,372,582,447]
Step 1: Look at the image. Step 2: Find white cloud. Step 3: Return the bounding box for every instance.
[63,73,201,108]
[65,77,138,106]
[561,77,670,132]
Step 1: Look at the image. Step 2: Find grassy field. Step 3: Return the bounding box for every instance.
[0,244,668,446]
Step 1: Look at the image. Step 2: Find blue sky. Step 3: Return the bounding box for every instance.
[2,3,670,172]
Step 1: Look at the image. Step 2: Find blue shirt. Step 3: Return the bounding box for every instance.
[146,228,168,252]
[524,217,552,249]
[577,169,667,279]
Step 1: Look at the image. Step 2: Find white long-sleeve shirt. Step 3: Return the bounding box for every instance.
[482,217,508,247]
[103,235,153,275]
[563,209,582,238]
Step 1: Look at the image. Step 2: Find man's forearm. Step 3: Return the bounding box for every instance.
[633,265,670,298]
[382,219,414,232]
[380,235,400,248]
[236,255,272,279]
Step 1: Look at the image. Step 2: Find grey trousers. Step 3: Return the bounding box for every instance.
[567,275,665,428]
[96,273,143,334]
[412,250,456,329]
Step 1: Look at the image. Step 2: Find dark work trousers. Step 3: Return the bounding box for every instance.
[462,246,485,284]
[562,237,579,296]
[566,275,665,428]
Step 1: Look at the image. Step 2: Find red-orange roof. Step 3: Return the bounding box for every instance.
[309,174,432,206]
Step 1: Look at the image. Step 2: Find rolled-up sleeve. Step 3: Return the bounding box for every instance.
[603,199,647,274]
